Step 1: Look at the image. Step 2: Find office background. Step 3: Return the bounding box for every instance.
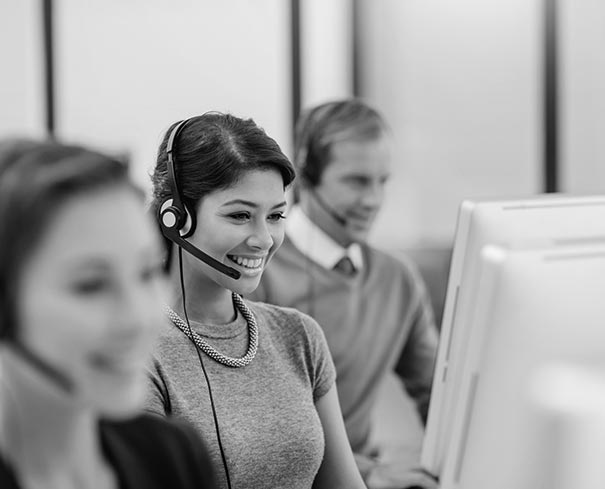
[2,0,605,271]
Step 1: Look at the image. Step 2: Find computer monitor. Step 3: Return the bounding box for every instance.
[439,243,605,489]
[526,363,605,489]
[421,194,605,476]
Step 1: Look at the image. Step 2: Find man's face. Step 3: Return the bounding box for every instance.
[312,135,391,244]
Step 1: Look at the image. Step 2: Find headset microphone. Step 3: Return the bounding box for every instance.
[11,342,74,393]
[160,118,235,488]
[159,118,241,280]
[297,126,347,228]
[159,207,241,280]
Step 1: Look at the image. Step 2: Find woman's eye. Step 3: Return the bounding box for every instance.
[71,278,110,295]
[268,212,286,222]
[229,212,250,221]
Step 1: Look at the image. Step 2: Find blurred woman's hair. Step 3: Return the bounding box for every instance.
[0,138,137,340]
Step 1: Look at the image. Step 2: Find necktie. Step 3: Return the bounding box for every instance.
[333,255,356,276]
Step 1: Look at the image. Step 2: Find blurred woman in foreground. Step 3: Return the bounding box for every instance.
[0,139,216,489]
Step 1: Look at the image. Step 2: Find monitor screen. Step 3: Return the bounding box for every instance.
[439,243,605,489]
[525,363,605,489]
[422,194,605,476]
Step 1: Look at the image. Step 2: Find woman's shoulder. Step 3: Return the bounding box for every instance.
[245,298,323,336]
[364,244,426,287]
[244,299,331,365]
[244,299,335,397]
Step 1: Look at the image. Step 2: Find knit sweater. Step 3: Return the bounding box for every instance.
[144,299,336,489]
[248,235,439,453]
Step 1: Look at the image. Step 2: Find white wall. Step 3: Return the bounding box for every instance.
[559,0,605,195]
[3,1,605,247]
[358,0,543,248]
[54,0,291,190]
[0,0,45,137]
[300,0,354,108]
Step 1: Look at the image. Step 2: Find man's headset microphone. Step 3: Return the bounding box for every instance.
[295,106,349,229]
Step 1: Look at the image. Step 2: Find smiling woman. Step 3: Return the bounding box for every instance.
[0,139,217,489]
[146,112,367,489]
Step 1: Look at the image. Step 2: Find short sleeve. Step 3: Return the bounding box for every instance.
[300,314,337,402]
[144,355,171,417]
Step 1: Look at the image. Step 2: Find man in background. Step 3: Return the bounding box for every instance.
[248,98,439,489]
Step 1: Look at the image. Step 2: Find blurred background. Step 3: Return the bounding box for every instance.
[2,0,605,324]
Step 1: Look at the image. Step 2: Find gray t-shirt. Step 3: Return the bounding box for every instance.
[145,299,336,489]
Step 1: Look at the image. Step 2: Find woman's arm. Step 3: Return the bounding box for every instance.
[313,385,367,489]
[143,361,170,416]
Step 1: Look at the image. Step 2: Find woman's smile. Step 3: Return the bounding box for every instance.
[228,254,266,275]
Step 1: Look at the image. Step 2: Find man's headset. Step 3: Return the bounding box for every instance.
[295,106,348,227]
[158,118,241,280]
[295,104,335,187]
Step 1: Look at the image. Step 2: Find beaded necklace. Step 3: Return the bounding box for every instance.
[165,293,258,368]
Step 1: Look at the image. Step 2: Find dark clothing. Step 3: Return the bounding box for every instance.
[0,413,216,489]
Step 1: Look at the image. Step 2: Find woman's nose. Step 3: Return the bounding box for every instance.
[246,221,274,250]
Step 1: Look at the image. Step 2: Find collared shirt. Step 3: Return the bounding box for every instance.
[285,205,363,271]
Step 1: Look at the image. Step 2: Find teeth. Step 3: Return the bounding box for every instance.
[231,256,263,269]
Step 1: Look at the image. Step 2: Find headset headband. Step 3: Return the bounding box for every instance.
[159,117,241,280]
[166,118,191,211]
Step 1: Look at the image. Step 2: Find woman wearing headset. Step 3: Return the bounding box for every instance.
[145,112,366,489]
[0,139,216,489]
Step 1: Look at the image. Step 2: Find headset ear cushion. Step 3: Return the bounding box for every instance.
[180,202,196,238]
[158,198,196,238]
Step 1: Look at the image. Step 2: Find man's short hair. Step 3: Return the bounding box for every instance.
[294,98,388,186]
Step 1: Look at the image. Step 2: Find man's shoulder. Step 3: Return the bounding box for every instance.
[364,244,422,278]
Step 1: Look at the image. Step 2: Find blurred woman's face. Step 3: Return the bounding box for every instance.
[189,168,287,296]
[15,185,166,417]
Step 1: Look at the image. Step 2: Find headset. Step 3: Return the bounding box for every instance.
[295,104,333,188]
[159,118,235,489]
[295,106,348,228]
[158,118,241,280]
[0,142,76,393]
